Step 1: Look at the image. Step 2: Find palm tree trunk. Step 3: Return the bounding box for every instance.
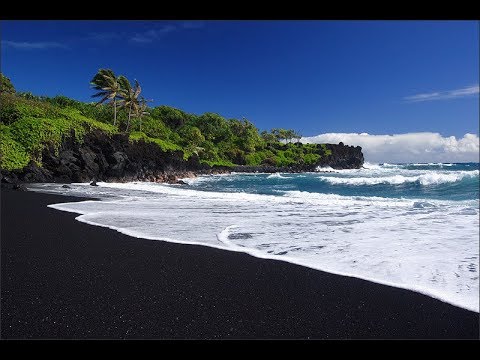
[113,98,117,126]
[127,102,133,131]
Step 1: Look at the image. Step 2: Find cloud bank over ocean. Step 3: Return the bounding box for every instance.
[301,132,479,163]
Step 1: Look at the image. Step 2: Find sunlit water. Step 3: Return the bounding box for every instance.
[30,162,480,312]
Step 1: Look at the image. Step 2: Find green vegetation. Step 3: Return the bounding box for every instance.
[0,70,332,172]
[0,125,30,171]
[129,131,182,153]
[1,73,15,94]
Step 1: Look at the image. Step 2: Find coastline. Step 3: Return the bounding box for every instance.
[1,188,478,339]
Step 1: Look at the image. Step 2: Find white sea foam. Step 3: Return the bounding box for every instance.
[267,172,288,179]
[319,170,479,186]
[315,165,336,172]
[179,173,235,185]
[32,179,480,313]
[412,163,455,167]
[380,163,402,168]
[362,162,384,170]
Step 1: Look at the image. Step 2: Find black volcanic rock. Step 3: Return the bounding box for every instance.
[1,172,16,184]
[4,131,364,184]
[20,162,51,182]
[106,151,128,178]
[316,143,364,169]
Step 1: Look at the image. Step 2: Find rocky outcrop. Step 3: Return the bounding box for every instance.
[233,143,364,173]
[1,130,210,185]
[1,132,364,186]
[316,143,364,169]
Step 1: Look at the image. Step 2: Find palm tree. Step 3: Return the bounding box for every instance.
[90,69,122,126]
[292,130,302,143]
[135,96,152,132]
[118,77,142,131]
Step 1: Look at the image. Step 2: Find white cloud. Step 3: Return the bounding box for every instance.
[130,25,177,43]
[129,22,205,43]
[301,132,480,163]
[405,85,479,102]
[2,40,66,50]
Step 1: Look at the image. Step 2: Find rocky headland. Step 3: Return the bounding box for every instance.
[1,130,364,187]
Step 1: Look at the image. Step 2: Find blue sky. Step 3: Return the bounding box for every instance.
[1,20,478,138]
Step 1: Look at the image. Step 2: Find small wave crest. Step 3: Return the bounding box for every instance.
[315,165,337,172]
[267,172,287,179]
[411,162,454,167]
[319,170,479,186]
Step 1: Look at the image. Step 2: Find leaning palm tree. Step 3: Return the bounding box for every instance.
[118,77,142,131]
[135,96,152,132]
[90,69,122,126]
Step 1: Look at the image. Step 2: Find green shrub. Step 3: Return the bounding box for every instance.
[0,125,30,170]
[134,116,173,140]
[304,153,320,164]
[0,94,21,125]
[320,144,332,156]
[245,150,273,166]
[1,73,15,94]
[274,150,296,167]
[129,131,182,152]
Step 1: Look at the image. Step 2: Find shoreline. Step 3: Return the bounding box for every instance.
[2,188,479,338]
[2,165,344,189]
[46,185,478,314]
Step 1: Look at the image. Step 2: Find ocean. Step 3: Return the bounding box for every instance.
[30,162,480,312]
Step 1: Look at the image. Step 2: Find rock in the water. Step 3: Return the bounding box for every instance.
[90,180,98,186]
[176,180,188,185]
[62,184,71,189]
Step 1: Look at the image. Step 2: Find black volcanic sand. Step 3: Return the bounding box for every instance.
[1,189,478,339]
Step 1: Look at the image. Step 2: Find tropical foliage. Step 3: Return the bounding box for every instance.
[0,71,332,171]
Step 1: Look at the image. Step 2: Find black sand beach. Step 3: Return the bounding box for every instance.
[1,189,478,339]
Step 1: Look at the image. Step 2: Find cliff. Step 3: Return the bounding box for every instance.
[1,131,364,185]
